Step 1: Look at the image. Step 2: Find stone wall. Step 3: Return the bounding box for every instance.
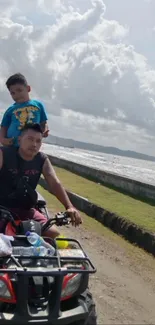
[39,178,155,257]
[47,155,155,201]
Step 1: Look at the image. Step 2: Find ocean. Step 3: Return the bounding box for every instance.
[42,143,155,186]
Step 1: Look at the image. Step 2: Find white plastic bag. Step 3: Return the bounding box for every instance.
[0,234,14,256]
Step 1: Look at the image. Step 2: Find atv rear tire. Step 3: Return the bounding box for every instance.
[74,289,97,325]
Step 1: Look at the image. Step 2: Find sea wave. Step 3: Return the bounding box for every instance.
[42,143,155,186]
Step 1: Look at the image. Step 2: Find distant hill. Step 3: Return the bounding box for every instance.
[43,134,155,162]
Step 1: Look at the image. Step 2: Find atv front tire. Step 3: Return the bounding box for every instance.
[75,289,97,325]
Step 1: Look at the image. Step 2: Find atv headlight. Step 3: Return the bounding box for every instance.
[0,273,16,303]
[61,273,82,301]
[0,280,11,298]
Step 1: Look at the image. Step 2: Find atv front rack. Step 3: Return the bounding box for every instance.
[0,236,96,275]
[0,236,96,325]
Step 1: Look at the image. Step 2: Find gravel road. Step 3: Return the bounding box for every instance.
[62,223,155,324]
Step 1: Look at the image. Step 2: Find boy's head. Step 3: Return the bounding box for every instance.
[6,73,31,103]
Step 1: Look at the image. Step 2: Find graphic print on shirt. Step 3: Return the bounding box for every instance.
[8,168,39,176]
[14,106,39,130]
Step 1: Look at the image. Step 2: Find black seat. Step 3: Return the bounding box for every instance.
[37,192,46,206]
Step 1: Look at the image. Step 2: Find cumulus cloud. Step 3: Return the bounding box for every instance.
[0,0,154,154]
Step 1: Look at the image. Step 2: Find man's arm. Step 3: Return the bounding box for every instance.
[42,158,73,209]
[0,149,3,169]
[42,158,82,226]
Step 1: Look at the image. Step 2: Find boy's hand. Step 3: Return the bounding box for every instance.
[43,129,49,138]
[1,137,14,146]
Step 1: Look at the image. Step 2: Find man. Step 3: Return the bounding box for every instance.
[0,123,82,238]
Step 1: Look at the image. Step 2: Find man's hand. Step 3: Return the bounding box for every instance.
[1,137,14,146]
[66,207,82,227]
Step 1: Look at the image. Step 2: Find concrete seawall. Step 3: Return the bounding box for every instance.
[47,155,155,201]
[39,178,155,257]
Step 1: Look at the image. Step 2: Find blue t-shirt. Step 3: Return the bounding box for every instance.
[1,99,48,146]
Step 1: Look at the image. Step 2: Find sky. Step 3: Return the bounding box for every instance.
[0,0,155,155]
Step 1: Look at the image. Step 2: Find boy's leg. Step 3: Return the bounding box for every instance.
[29,208,60,239]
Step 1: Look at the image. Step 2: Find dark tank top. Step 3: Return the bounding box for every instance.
[0,147,47,208]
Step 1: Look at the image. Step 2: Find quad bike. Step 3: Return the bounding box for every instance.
[0,193,97,325]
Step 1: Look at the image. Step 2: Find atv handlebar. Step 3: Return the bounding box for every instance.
[0,205,71,230]
[42,212,70,232]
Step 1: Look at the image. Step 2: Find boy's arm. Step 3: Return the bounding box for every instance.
[0,110,13,146]
[0,127,13,146]
[40,121,49,137]
[0,126,7,140]
[39,102,49,137]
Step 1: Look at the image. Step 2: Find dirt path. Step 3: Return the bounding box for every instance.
[61,224,155,324]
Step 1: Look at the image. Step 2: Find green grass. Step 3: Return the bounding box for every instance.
[41,166,155,232]
[38,184,108,235]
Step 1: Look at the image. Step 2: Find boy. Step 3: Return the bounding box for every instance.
[0,73,49,147]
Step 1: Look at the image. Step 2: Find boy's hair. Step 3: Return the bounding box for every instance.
[6,73,28,89]
[21,123,43,135]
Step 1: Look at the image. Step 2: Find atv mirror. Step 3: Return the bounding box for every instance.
[0,206,16,226]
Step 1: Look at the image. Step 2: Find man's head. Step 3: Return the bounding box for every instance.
[6,73,30,103]
[18,124,43,158]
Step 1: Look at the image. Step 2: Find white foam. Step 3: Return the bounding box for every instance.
[42,143,155,185]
